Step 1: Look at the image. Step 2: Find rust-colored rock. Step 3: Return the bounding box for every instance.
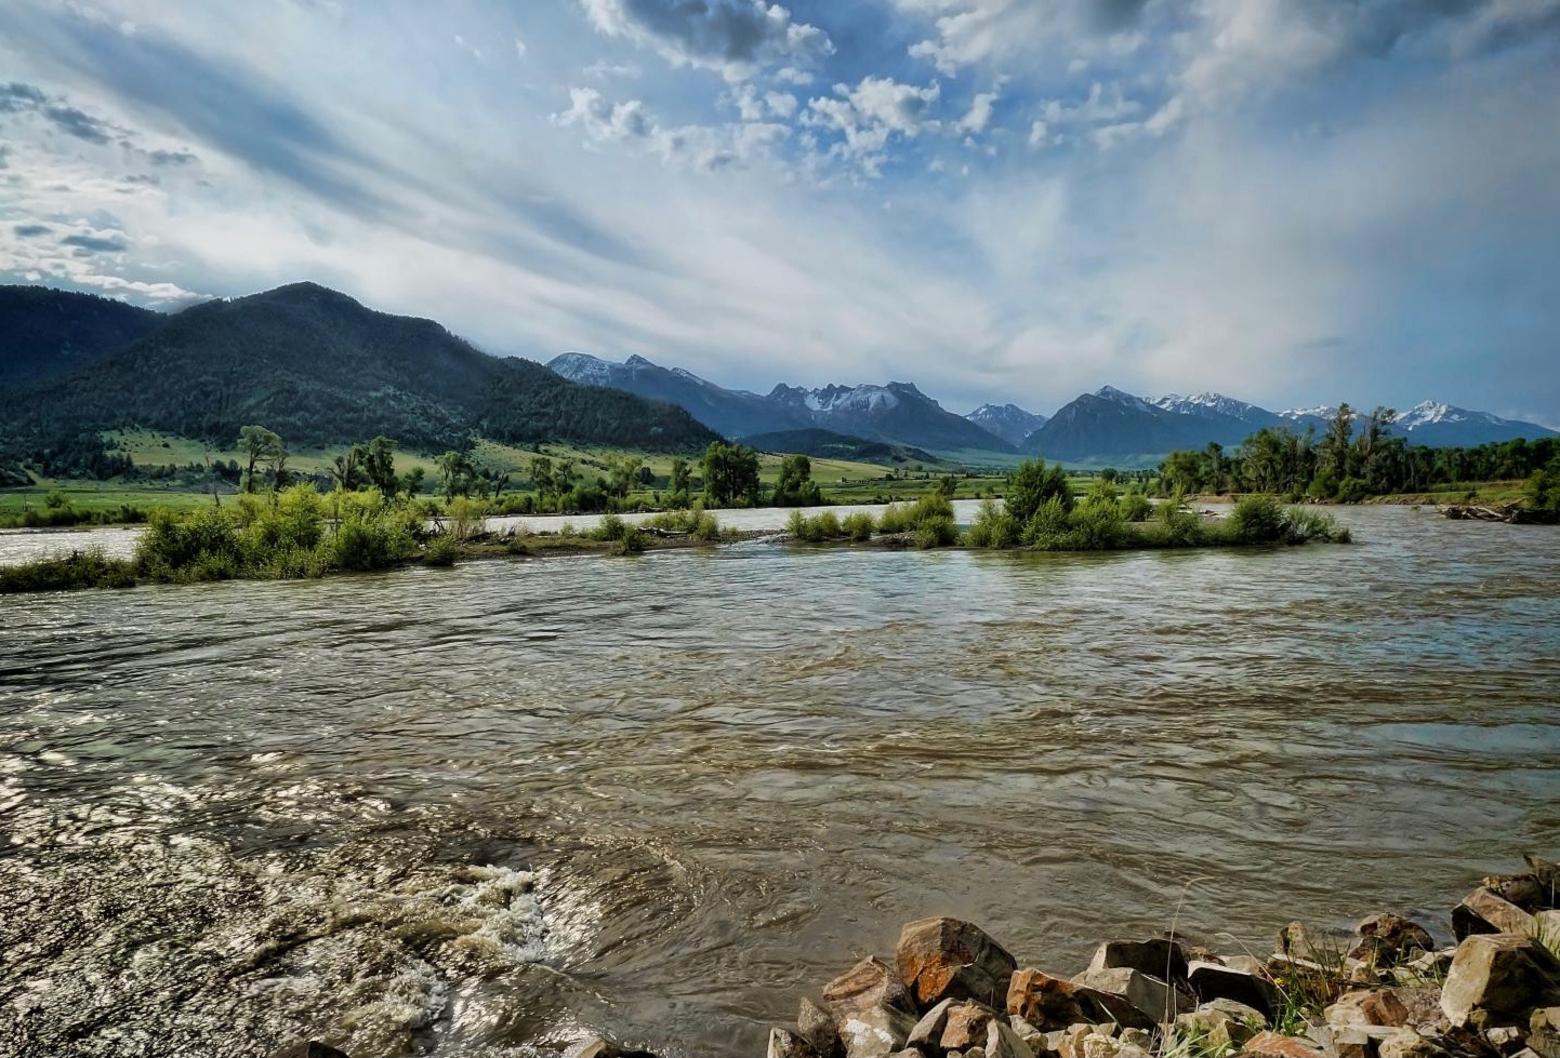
[897,917,1018,1008]
[1008,968,1090,1030]
[824,957,916,1019]
[1326,989,1411,1028]
[1238,1030,1327,1058]
[940,1001,1000,1050]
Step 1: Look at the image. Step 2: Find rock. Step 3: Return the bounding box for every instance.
[1087,939,1189,983]
[941,1001,1000,1051]
[1072,966,1194,1023]
[771,1027,819,1058]
[1530,1008,1560,1058]
[1189,959,1284,1018]
[1172,1000,1266,1054]
[1280,923,1353,965]
[800,997,844,1058]
[1396,949,1456,985]
[1240,1030,1328,1058]
[839,1006,919,1058]
[986,1018,1038,1058]
[1323,1025,1399,1058]
[1009,969,1092,1030]
[563,1038,659,1058]
[1454,888,1538,941]
[1225,955,1272,977]
[966,1050,988,1058]
[907,998,955,1049]
[825,957,917,1019]
[1486,1025,1525,1053]
[1326,990,1412,1029]
[1441,934,1560,1027]
[1526,856,1560,904]
[1376,1028,1442,1058]
[897,918,1018,1009]
[1351,915,1436,967]
[1079,1034,1121,1058]
[1008,1016,1045,1050]
[272,1045,351,1058]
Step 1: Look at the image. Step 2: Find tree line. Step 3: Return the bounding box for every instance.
[1158,403,1560,508]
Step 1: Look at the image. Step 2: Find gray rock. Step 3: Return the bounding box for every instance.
[272,1045,351,1058]
[1376,1028,1443,1058]
[1453,888,1538,941]
[1086,940,1189,983]
[839,1005,919,1058]
[1187,959,1283,1018]
[986,1018,1038,1058]
[770,1027,818,1058]
[908,998,956,1049]
[800,997,844,1058]
[824,957,917,1019]
[1072,966,1193,1023]
[1441,933,1560,1027]
[1531,1007,1560,1058]
[1351,915,1436,967]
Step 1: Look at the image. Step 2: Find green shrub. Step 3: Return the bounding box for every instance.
[1007,459,1074,521]
[592,512,629,541]
[1021,497,1073,547]
[613,527,646,555]
[913,514,958,549]
[1118,492,1152,522]
[1226,494,1287,543]
[693,509,721,541]
[423,533,459,567]
[842,511,875,541]
[0,549,137,593]
[1281,507,1352,544]
[1334,477,1368,504]
[1068,501,1126,549]
[788,509,844,542]
[965,498,1019,549]
[876,502,913,535]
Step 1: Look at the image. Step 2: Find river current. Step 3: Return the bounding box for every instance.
[1,506,1557,1057]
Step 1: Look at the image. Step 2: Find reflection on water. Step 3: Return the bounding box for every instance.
[1,506,1558,1057]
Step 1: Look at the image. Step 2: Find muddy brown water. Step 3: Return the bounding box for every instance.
[1,506,1557,1058]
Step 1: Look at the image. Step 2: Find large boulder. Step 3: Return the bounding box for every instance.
[1325,990,1412,1029]
[838,1006,918,1058]
[824,957,917,1019]
[770,1027,818,1058]
[1008,968,1092,1029]
[940,1001,999,1051]
[1440,933,1560,1027]
[1454,888,1538,941]
[1188,960,1283,1018]
[1171,1000,1266,1053]
[896,918,1018,1008]
[985,1018,1037,1058]
[1072,966,1194,1024]
[1087,939,1189,983]
[800,997,844,1058]
[1350,915,1436,967]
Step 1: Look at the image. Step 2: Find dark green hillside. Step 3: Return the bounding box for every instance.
[0,286,163,387]
[742,427,939,465]
[10,282,719,453]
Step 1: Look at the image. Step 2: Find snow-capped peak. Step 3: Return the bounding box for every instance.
[1281,404,1339,420]
[1094,385,1155,411]
[1394,401,1470,429]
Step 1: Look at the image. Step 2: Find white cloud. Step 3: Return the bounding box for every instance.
[803,76,941,175]
[957,88,999,135]
[578,0,833,81]
[514,35,527,58]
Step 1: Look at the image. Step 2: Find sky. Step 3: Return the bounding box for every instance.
[1,0,1558,424]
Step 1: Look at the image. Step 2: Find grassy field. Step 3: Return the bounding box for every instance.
[1365,480,1529,506]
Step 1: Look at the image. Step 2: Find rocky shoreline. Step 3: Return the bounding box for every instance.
[274,857,1559,1058]
[751,857,1559,1058]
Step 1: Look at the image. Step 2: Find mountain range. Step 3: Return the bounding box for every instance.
[2,282,1553,470]
[0,283,717,455]
[551,350,1557,463]
[965,403,1049,447]
[549,352,1010,453]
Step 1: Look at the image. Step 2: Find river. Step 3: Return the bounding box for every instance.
[1,506,1557,1057]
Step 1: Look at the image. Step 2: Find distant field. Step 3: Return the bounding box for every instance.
[1366,480,1528,506]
